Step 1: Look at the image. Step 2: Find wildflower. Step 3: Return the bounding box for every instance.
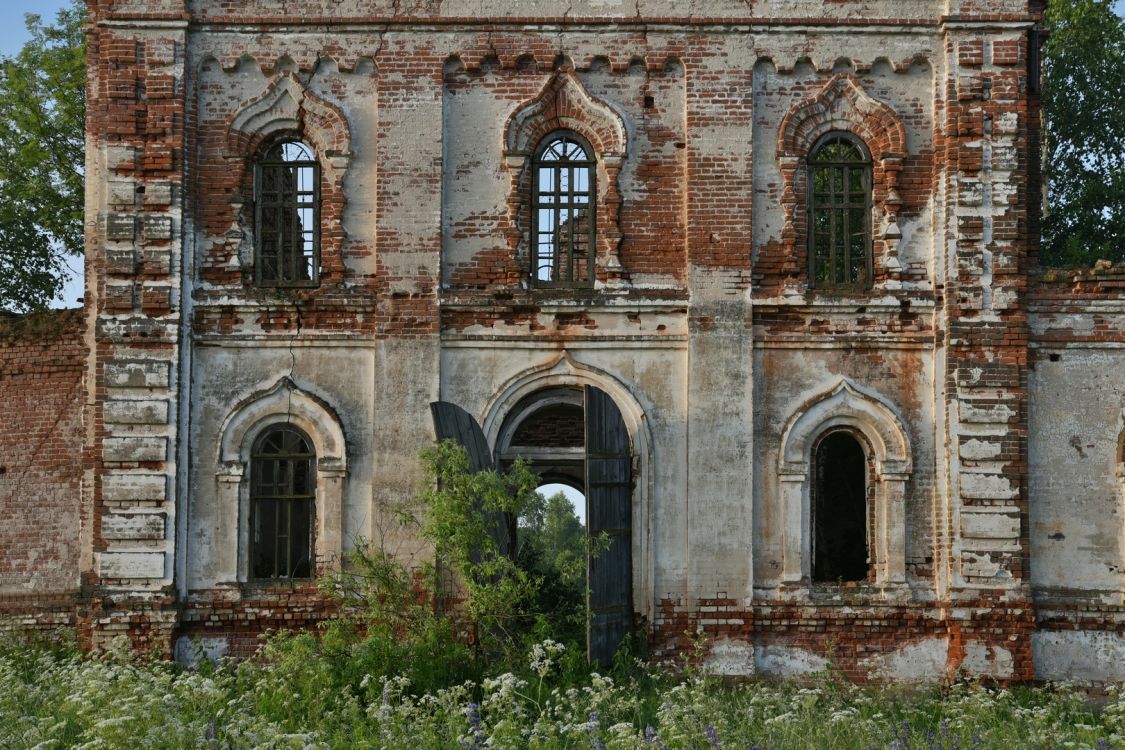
[529,639,566,677]
[644,725,669,749]
[705,723,722,749]
[587,711,607,750]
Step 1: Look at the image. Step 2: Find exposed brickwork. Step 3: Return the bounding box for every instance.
[0,310,85,622]
[11,0,1125,684]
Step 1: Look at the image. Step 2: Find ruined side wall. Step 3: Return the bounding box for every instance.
[1028,270,1125,684]
[0,310,85,629]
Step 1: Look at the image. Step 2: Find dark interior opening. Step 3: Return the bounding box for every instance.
[813,431,869,583]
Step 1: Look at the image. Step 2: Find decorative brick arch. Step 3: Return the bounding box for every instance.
[777,74,909,289]
[226,72,351,171]
[777,379,913,591]
[222,73,353,285]
[215,377,348,580]
[503,69,629,287]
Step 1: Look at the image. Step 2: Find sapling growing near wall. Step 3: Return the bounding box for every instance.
[322,440,601,678]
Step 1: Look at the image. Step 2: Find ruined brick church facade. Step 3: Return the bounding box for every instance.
[3,0,1125,682]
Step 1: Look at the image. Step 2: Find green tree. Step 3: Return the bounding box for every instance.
[0,1,85,312]
[1042,0,1125,265]
[522,491,586,591]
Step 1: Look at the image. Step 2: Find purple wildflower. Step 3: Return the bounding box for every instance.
[644,725,669,749]
[462,702,484,750]
[588,712,607,750]
[705,723,723,749]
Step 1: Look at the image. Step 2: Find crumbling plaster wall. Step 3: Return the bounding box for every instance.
[70,0,1082,679]
[1027,350,1125,596]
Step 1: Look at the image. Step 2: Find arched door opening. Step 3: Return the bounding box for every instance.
[434,386,634,670]
[433,384,633,666]
[812,430,869,583]
[498,390,590,644]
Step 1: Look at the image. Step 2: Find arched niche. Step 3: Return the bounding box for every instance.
[777,379,913,593]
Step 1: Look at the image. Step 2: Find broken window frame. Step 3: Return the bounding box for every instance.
[807,132,873,291]
[249,426,317,581]
[530,131,597,288]
[254,139,321,288]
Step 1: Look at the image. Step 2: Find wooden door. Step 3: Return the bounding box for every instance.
[584,385,633,667]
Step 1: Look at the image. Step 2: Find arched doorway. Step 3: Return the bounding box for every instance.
[431,384,632,666]
[812,430,869,582]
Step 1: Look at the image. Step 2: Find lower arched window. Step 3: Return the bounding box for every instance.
[251,427,315,579]
[812,431,869,582]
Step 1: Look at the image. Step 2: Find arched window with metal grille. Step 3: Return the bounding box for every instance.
[808,133,872,290]
[254,140,320,287]
[250,426,316,579]
[531,132,596,287]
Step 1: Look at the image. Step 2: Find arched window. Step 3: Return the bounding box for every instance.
[532,132,596,287]
[255,140,320,287]
[250,427,316,579]
[812,431,869,582]
[809,133,872,290]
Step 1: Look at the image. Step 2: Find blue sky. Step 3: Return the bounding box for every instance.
[2,0,1124,308]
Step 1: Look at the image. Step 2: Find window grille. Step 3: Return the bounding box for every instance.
[255,140,320,287]
[250,427,315,580]
[809,133,872,290]
[531,132,596,287]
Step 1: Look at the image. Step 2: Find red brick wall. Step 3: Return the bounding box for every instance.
[0,309,85,613]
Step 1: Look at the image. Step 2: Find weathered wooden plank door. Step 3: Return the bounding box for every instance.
[429,401,514,559]
[584,385,633,667]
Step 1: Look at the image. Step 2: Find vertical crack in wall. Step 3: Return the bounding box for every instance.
[285,301,303,423]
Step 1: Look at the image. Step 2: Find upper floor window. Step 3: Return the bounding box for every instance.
[532,132,596,287]
[251,426,315,580]
[255,140,320,287]
[809,133,872,290]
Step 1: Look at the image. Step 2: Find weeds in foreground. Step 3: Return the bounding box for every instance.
[0,630,1123,750]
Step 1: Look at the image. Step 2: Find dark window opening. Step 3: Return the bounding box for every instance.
[812,431,869,583]
[531,132,596,287]
[809,133,872,290]
[255,140,320,287]
[251,427,315,580]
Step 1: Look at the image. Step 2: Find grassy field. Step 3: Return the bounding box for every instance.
[1,631,1122,750]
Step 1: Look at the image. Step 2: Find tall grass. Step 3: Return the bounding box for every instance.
[1,630,1122,750]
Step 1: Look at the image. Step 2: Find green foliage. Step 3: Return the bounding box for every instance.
[0,0,85,312]
[413,440,545,654]
[318,441,586,692]
[1042,0,1125,265]
[518,490,590,645]
[2,629,1125,749]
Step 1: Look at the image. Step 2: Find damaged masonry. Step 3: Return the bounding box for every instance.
[2,0,1124,684]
